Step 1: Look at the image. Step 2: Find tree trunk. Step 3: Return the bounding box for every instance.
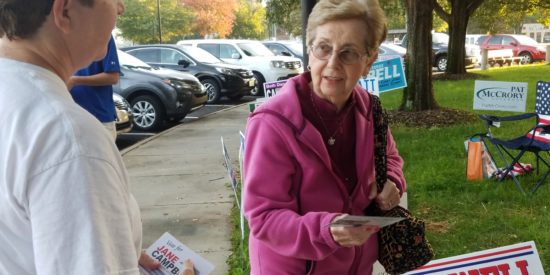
[445,0,469,74]
[400,0,438,111]
[434,0,485,74]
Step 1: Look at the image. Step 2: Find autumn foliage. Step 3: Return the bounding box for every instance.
[180,0,238,38]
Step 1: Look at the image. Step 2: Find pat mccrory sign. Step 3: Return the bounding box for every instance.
[473,80,528,112]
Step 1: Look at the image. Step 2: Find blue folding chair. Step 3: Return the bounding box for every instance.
[479,81,550,194]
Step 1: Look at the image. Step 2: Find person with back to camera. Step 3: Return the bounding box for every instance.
[69,35,121,141]
[243,0,406,274]
[0,0,197,274]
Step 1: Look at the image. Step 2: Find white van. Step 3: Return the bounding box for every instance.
[465,34,484,65]
[178,39,303,96]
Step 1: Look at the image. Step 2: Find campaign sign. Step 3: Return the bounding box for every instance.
[473,80,528,112]
[362,57,406,93]
[140,232,215,275]
[248,97,267,113]
[263,80,287,98]
[221,137,240,209]
[358,77,380,95]
[405,241,544,275]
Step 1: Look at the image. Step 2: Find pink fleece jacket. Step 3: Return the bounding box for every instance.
[243,73,406,275]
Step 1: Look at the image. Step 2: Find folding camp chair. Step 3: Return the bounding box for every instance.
[479,81,550,194]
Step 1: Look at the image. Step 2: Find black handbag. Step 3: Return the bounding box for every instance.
[366,94,434,275]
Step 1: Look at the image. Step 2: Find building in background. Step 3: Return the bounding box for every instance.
[522,23,550,44]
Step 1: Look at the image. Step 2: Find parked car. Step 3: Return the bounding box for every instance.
[115,50,207,131]
[262,40,304,62]
[178,39,303,96]
[378,42,407,61]
[113,93,133,135]
[401,32,478,71]
[122,45,255,104]
[476,34,546,64]
[264,40,405,64]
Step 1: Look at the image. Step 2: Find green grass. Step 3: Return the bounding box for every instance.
[227,64,550,274]
[227,196,250,275]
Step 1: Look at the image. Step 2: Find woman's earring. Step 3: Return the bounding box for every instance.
[307,65,311,71]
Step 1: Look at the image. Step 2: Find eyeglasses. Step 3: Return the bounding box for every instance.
[309,43,369,65]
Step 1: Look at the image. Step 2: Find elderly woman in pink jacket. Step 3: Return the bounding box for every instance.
[243,0,406,274]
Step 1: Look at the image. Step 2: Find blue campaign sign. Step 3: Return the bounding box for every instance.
[362,57,407,93]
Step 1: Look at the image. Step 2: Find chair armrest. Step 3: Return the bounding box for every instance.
[479,113,537,123]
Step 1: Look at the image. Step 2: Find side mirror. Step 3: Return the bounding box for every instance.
[231,53,241,59]
[510,42,518,47]
[178,59,190,67]
[281,51,292,57]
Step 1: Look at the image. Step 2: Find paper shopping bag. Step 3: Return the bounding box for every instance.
[481,142,497,179]
[467,141,483,181]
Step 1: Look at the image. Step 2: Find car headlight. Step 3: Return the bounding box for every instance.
[536,46,546,52]
[163,79,182,89]
[215,67,236,75]
[271,60,285,68]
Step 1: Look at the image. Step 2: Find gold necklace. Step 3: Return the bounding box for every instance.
[309,91,351,146]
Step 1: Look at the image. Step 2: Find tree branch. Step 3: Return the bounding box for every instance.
[433,0,450,23]
[466,0,485,17]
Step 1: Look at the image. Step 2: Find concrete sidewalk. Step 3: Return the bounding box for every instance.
[122,104,249,275]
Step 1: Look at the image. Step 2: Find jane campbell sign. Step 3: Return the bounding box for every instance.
[473,80,528,112]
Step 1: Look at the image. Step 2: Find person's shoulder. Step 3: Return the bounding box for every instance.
[13,74,116,162]
[352,87,373,111]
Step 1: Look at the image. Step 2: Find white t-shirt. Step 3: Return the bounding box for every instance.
[0,58,142,274]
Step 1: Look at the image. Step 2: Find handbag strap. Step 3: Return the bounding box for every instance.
[370,94,388,192]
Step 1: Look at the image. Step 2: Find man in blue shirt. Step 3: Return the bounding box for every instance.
[69,36,121,141]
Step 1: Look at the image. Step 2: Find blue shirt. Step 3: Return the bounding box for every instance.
[71,37,120,123]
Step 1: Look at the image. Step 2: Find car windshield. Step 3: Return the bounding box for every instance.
[180,46,223,64]
[237,42,274,57]
[513,35,539,46]
[283,42,304,55]
[117,50,152,69]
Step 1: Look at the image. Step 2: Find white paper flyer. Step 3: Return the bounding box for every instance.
[329,215,404,227]
[139,232,215,275]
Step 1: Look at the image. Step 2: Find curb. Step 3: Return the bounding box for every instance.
[120,101,251,156]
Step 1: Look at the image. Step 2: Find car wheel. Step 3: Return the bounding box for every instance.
[519,52,533,64]
[130,95,165,132]
[202,79,221,104]
[436,55,447,71]
[250,72,265,96]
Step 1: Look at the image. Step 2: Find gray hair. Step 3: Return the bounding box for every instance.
[306,0,387,56]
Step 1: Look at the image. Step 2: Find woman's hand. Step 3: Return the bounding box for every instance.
[329,214,379,247]
[369,180,401,211]
[181,259,195,275]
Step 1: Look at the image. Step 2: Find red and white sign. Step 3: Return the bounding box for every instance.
[405,241,544,275]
